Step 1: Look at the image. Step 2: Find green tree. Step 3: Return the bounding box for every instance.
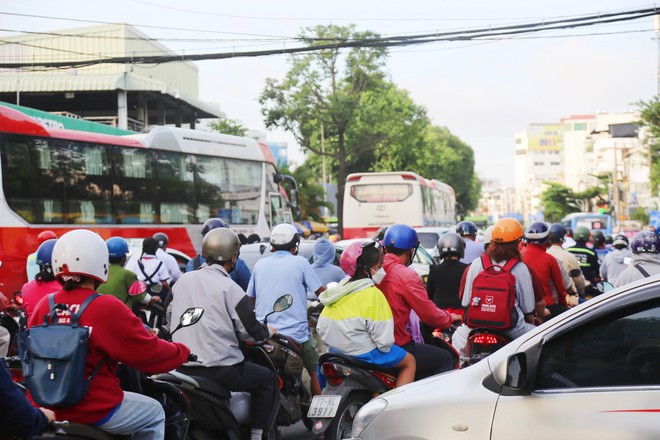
[279,163,332,221]
[209,117,248,136]
[638,96,660,196]
[260,24,388,235]
[541,183,577,222]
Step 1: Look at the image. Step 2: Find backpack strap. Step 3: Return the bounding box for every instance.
[635,264,651,278]
[480,254,493,271]
[501,258,519,272]
[138,260,162,285]
[193,254,203,270]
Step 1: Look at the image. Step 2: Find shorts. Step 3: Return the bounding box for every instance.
[354,346,407,369]
[300,338,319,372]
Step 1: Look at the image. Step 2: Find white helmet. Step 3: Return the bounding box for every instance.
[483,225,495,246]
[52,229,109,283]
[270,223,300,249]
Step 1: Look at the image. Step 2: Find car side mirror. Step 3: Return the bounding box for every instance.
[494,352,527,390]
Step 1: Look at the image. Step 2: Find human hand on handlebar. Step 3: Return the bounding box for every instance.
[40,408,55,423]
[450,313,463,324]
[268,326,278,337]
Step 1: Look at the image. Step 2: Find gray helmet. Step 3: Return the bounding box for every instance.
[437,232,465,259]
[202,228,241,262]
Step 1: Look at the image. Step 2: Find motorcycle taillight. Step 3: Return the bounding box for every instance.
[370,370,396,389]
[471,333,506,346]
[321,362,349,386]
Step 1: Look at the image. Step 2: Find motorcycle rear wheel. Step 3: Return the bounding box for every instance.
[323,392,370,440]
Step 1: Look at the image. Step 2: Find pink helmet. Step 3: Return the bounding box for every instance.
[340,240,378,277]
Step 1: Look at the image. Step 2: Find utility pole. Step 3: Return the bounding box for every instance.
[656,14,660,95]
[321,121,329,217]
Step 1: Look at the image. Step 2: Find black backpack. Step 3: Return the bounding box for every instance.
[18,293,105,407]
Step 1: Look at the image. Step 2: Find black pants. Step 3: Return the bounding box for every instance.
[181,362,278,430]
[403,341,454,380]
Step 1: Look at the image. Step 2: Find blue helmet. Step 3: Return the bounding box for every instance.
[525,222,550,245]
[631,231,660,254]
[202,218,228,237]
[548,223,566,243]
[106,236,129,259]
[456,221,478,237]
[36,239,57,268]
[383,224,419,250]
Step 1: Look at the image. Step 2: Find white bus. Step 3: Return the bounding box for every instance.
[342,171,456,239]
[0,104,294,295]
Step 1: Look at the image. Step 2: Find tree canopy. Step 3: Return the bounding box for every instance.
[260,24,480,233]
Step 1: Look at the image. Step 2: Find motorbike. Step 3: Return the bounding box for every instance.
[464,327,512,366]
[156,294,297,440]
[30,307,204,440]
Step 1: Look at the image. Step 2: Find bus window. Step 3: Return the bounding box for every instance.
[351,183,412,203]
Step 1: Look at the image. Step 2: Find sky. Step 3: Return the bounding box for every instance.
[1,1,657,187]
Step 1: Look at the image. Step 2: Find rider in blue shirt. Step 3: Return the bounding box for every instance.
[186,218,252,291]
[247,223,325,395]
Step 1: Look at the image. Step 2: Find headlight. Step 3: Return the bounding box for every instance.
[351,397,388,438]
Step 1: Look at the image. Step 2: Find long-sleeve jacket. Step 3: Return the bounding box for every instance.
[317,279,395,356]
[521,243,568,306]
[0,361,48,439]
[28,288,190,425]
[169,263,269,367]
[378,253,452,346]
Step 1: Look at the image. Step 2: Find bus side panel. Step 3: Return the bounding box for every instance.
[0,226,196,297]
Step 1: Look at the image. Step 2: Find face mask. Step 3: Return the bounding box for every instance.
[371,267,386,284]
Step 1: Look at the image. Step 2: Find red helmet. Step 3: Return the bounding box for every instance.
[37,230,57,245]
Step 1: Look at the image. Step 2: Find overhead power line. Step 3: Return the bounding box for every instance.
[0,6,656,69]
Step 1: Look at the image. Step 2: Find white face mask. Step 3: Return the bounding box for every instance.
[371,267,386,284]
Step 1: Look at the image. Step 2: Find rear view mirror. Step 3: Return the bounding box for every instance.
[170,307,204,336]
[494,352,527,390]
[128,280,147,296]
[273,294,293,312]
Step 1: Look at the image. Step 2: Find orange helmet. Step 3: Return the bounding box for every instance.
[492,218,524,244]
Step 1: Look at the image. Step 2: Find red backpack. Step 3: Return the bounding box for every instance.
[466,254,519,330]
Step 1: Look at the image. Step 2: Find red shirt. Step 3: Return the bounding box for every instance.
[378,253,452,346]
[521,244,568,306]
[28,288,190,425]
[21,279,62,319]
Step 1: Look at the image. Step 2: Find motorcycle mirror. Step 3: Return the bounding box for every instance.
[128,280,147,296]
[264,294,293,327]
[273,294,294,313]
[170,307,204,336]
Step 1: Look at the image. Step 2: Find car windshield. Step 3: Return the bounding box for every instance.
[415,247,434,265]
[418,232,440,249]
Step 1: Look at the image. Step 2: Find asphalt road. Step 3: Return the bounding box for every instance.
[279,420,319,440]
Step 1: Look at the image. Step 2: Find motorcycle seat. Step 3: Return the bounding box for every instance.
[319,352,398,376]
[157,369,231,399]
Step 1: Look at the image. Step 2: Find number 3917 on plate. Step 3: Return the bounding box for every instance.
[307,395,342,418]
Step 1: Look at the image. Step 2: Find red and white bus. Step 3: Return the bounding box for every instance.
[0,104,293,295]
[342,171,456,239]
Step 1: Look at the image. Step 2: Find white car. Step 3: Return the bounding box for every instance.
[414,227,452,260]
[346,275,660,440]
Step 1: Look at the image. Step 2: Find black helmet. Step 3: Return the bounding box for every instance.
[152,232,169,248]
[548,223,566,243]
[437,232,465,259]
[456,221,478,237]
[612,234,629,249]
[375,226,389,242]
[605,234,614,245]
[202,218,228,237]
[591,230,606,248]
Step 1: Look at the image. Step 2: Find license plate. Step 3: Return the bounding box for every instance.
[307,395,342,418]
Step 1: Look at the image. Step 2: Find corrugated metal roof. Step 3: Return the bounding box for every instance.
[0,72,219,117]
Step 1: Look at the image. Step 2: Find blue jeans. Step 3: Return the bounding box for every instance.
[97,392,165,440]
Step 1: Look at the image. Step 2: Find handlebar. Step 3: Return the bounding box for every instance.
[187,353,198,362]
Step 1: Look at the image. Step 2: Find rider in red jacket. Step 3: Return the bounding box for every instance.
[28,230,190,439]
[378,224,461,379]
[521,222,568,319]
